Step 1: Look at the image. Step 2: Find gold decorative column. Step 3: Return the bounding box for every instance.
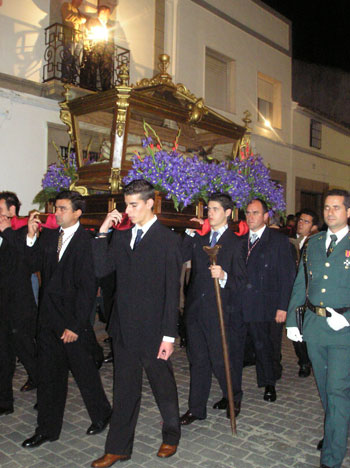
[239,110,252,159]
[59,85,74,143]
[110,64,132,194]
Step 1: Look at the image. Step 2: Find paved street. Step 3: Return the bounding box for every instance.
[1,324,349,468]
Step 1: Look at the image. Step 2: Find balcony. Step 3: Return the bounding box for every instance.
[43,23,130,92]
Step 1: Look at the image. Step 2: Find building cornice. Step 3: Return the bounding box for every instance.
[0,73,89,102]
[293,103,350,136]
[254,133,350,168]
[190,0,291,57]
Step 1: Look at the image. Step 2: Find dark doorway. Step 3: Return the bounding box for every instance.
[300,191,324,221]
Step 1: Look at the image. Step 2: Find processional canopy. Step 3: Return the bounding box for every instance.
[61,54,246,195]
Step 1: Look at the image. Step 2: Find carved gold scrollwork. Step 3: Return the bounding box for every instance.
[109,167,122,194]
[59,84,73,142]
[115,64,132,138]
[135,54,175,88]
[187,98,208,124]
[69,181,89,195]
[175,83,198,102]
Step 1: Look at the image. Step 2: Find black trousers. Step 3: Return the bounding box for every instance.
[185,311,242,419]
[269,321,283,380]
[0,321,38,409]
[105,339,180,455]
[243,322,283,380]
[293,341,311,367]
[232,321,277,388]
[36,327,111,439]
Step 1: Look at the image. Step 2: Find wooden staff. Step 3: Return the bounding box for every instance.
[203,244,236,435]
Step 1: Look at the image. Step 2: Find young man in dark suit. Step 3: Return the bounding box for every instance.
[91,179,182,467]
[11,190,111,448]
[0,191,38,415]
[241,198,295,402]
[180,193,246,425]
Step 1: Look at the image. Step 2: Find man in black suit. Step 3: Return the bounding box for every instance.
[290,209,319,378]
[0,191,38,415]
[91,180,182,467]
[9,190,111,448]
[241,199,295,402]
[180,193,246,425]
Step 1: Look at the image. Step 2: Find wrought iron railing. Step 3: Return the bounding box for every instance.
[43,23,130,91]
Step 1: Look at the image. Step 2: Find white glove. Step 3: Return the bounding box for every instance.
[286,327,303,342]
[326,307,350,331]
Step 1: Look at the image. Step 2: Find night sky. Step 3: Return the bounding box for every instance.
[261,0,350,72]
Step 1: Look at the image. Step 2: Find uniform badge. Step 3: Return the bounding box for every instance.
[344,251,350,268]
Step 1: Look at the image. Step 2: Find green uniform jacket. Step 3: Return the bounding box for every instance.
[287,230,350,346]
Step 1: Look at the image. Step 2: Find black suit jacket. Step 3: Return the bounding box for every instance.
[0,227,37,332]
[242,227,296,322]
[26,225,97,336]
[92,220,182,354]
[182,229,247,321]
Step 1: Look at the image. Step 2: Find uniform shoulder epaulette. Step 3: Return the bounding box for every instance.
[308,231,326,244]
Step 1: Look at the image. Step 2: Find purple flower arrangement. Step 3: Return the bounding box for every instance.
[124,125,286,214]
[33,153,78,209]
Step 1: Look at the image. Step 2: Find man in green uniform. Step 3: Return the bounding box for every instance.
[287,189,350,468]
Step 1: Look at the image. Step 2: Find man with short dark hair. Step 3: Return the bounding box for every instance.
[180,192,246,425]
[241,199,295,402]
[0,191,38,415]
[9,190,111,448]
[91,179,182,467]
[287,189,350,468]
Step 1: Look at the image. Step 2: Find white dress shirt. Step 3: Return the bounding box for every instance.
[130,215,157,249]
[249,224,266,241]
[325,225,349,250]
[210,225,228,288]
[27,222,80,262]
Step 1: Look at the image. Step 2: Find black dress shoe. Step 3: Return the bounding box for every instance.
[226,400,241,418]
[87,414,111,435]
[0,407,14,416]
[180,410,205,425]
[263,385,276,402]
[317,438,324,450]
[298,364,311,378]
[213,397,228,410]
[22,433,58,448]
[20,379,37,392]
[103,352,114,364]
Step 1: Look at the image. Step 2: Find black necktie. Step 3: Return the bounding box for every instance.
[210,231,219,247]
[57,230,64,260]
[133,229,143,250]
[326,234,337,257]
